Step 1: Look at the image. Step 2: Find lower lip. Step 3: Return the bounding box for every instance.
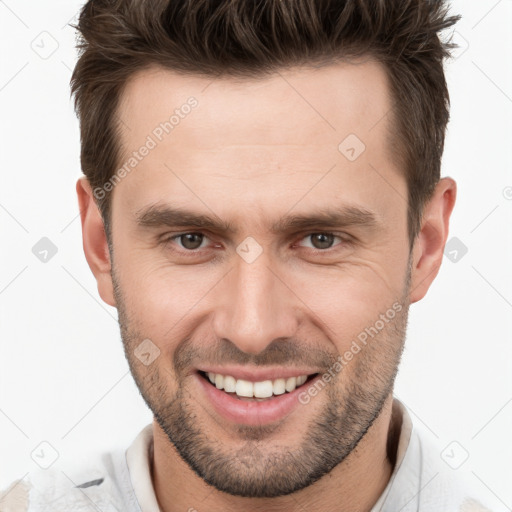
[195,373,318,426]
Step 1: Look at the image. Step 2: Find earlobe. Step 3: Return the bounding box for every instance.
[76,177,116,307]
[409,177,457,304]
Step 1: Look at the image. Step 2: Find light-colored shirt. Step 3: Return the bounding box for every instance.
[0,399,499,511]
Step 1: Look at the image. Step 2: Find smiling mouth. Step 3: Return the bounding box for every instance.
[198,370,319,401]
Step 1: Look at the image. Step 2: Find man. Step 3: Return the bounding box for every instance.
[0,0,499,511]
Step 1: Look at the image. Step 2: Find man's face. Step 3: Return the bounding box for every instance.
[109,61,412,497]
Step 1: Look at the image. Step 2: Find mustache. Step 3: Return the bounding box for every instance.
[174,337,338,374]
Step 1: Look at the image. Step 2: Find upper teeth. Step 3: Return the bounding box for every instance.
[207,372,309,398]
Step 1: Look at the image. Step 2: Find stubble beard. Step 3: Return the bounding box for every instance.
[112,264,410,498]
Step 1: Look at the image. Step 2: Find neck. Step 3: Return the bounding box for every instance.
[152,395,399,512]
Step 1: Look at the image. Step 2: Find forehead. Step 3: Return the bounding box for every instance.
[113,61,405,225]
[117,59,392,146]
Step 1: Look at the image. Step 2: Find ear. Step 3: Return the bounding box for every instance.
[76,177,116,307]
[409,177,457,303]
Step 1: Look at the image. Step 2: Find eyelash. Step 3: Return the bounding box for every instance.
[162,232,351,256]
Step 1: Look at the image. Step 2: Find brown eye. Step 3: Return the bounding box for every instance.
[177,233,205,250]
[308,233,336,250]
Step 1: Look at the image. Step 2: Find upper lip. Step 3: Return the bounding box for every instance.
[196,366,320,382]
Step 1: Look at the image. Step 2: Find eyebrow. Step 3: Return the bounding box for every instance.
[135,204,379,235]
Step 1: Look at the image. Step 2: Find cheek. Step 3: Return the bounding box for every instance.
[288,258,407,351]
[116,256,222,337]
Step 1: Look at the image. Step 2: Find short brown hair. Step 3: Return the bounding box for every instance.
[70,0,459,245]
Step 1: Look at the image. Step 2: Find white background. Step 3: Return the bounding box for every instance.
[1,0,511,508]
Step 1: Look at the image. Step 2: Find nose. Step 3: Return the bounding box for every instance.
[212,248,299,355]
